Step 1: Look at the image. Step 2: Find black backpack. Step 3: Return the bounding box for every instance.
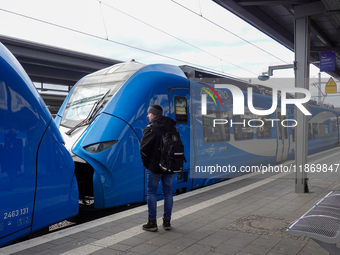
[152,125,186,173]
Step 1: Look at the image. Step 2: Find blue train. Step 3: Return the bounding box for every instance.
[0,43,78,247]
[2,42,339,246]
[54,61,340,209]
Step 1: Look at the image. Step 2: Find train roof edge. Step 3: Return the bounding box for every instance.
[179,65,335,110]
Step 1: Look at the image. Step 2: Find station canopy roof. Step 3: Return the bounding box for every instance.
[213,0,340,81]
[0,34,121,87]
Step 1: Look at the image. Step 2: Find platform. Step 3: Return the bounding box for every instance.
[2,147,340,255]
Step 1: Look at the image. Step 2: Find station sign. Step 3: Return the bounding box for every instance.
[320,51,335,72]
[325,77,337,94]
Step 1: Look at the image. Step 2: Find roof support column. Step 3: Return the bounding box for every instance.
[294,13,310,193]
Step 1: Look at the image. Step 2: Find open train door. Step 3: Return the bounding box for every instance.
[276,108,289,162]
[168,88,191,194]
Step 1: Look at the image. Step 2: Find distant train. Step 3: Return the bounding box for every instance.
[54,60,340,209]
[0,43,78,247]
[2,42,339,247]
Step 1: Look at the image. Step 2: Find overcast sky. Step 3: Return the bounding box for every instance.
[0,0,337,106]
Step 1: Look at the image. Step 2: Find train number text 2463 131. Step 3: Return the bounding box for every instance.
[4,208,29,219]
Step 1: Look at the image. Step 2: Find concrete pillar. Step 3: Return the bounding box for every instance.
[294,14,310,193]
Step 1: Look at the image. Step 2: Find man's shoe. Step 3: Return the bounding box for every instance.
[142,219,158,232]
[163,218,171,230]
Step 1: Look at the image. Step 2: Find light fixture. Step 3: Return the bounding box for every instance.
[84,140,118,154]
[258,72,270,81]
[258,63,296,81]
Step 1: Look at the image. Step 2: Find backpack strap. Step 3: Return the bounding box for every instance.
[149,124,164,136]
[148,124,164,155]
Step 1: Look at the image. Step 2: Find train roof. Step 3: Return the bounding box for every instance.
[180,65,279,97]
[78,61,334,110]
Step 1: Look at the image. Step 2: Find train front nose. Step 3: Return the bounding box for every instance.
[59,113,145,209]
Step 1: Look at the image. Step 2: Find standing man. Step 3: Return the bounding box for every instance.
[140,105,176,231]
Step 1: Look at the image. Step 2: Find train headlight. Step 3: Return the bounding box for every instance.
[84,140,118,154]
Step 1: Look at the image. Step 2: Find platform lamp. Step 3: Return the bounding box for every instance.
[258,62,296,81]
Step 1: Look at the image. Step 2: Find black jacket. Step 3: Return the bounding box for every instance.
[140,116,177,174]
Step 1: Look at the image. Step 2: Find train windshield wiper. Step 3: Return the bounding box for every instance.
[68,94,105,107]
[65,90,111,136]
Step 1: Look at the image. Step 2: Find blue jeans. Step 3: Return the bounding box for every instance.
[147,170,174,219]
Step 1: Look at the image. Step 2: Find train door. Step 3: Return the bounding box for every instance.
[276,109,289,162]
[168,88,191,194]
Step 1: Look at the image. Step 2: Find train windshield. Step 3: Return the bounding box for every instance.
[60,61,144,128]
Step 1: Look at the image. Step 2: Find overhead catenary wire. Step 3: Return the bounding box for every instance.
[99,0,258,76]
[0,8,225,73]
[98,1,109,40]
[171,0,290,65]
[0,7,247,78]
[0,0,287,78]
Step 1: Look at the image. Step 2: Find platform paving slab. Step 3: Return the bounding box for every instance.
[2,148,340,255]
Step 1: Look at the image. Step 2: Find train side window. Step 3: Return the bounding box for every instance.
[202,110,230,143]
[332,120,337,132]
[312,123,318,139]
[277,111,282,140]
[233,114,253,140]
[319,123,325,138]
[174,97,188,124]
[284,126,288,139]
[324,124,330,137]
[255,115,271,138]
[308,123,312,140]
